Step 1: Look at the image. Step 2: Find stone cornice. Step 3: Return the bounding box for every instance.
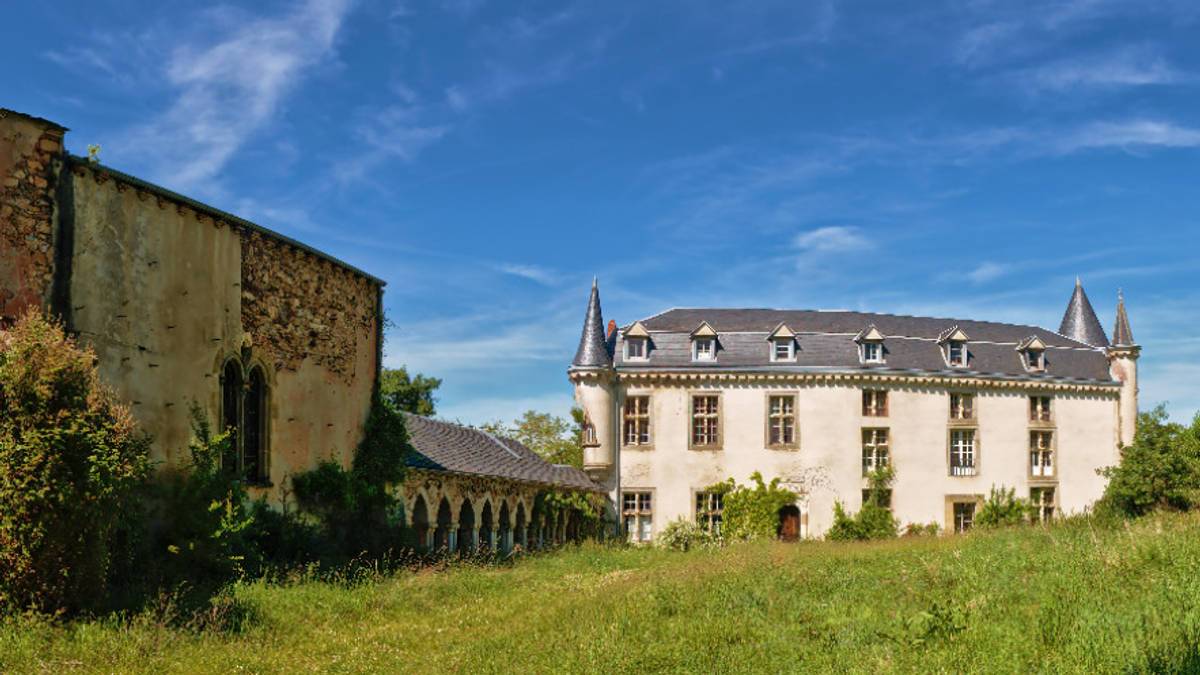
[593,368,1121,395]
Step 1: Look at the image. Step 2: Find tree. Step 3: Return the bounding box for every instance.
[0,310,152,614]
[481,408,584,468]
[1098,406,1200,517]
[378,367,441,416]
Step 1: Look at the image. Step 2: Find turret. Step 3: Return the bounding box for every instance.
[1107,290,1140,447]
[1059,277,1108,347]
[568,279,615,483]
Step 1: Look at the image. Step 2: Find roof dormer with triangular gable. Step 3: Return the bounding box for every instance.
[1017,335,1049,372]
[766,322,796,341]
[855,325,885,343]
[690,321,718,338]
[937,326,970,344]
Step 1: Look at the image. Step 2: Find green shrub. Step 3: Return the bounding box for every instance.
[0,310,152,614]
[902,522,941,537]
[1098,406,1200,517]
[656,518,719,552]
[975,486,1033,528]
[709,472,799,541]
[827,466,898,541]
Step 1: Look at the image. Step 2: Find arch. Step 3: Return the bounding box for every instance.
[515,502,528,550]
[435,497,453,551]
[243,365,268,482]
[480,500,495,551]
[411,494,431,551]
[498,502,511,553]
[777,504,801,542]
[458,498,476,552]
[219,358,243,475]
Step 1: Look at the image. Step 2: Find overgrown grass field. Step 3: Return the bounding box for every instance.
[4,513,1200,673]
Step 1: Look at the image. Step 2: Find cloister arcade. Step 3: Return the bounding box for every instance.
[399,469,588,554]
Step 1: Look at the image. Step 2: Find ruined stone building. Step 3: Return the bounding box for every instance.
[570,279,1139,539]
[1,108,598,516]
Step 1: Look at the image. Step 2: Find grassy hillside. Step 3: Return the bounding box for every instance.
[4,513,1200,674]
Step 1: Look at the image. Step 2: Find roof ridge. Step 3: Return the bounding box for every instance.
[643,307,1061,335]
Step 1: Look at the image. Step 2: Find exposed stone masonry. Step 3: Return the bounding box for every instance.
[0,118,63,319]
[240,230,376,381]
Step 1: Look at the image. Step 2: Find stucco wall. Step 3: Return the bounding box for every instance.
[66,164,379,496]
[0,112,63,319]
[605,379,1121,537]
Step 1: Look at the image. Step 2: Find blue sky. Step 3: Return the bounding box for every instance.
[5,0,1200,425]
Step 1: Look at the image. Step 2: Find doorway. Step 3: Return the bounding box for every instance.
[778,504,801,542]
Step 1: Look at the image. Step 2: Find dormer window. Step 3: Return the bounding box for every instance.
[948,341,967,366]
[939,326,970,368]
[854,325,886,365]
[622,321,650,362]
[1017,336,1047,373]
[690,321,718,362]
[862,342,883,364]
[767,323,796,362]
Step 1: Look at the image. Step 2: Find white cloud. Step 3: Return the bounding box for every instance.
[123,0,353,191]
[966,262,1009,284]
[793,226,871,253]
[1018,47,1187,92]
[497,263,559,286]
[1056,120,1200,153]
[332,104,450,185]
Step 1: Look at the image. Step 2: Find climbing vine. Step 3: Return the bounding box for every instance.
[706,472,799,541]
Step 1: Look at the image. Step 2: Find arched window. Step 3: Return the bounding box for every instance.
[243,366,267,482]
[221,360,243,476]
[219,358,269,483]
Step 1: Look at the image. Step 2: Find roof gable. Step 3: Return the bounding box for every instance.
[690,321,718,338]
[767,322,796,340]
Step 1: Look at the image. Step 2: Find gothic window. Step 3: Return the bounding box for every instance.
[1030,396,1052,423]
[1030,431,1054,478]
[220,357,269,483]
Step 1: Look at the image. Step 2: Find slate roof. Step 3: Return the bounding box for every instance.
[1112,292,1135,346]
[402,413,603,492]
[1058,280,1108,347]
[571,279,612,368]
[616,307,1117,384]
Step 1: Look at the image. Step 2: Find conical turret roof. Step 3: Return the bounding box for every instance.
[1112,290,1135,346]
[1058,278,1108,347]
[571,279,612,368]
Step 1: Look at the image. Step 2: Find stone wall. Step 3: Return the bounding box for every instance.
[240,231,377,383]
[0,111,64,320]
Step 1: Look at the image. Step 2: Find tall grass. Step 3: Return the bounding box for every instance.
[4,513,1200,673]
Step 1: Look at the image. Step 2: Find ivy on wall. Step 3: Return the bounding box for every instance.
[706,472,799,541]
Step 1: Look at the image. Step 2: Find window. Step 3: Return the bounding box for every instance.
[862,488,893,509]
[695,492,724,534]
[953,501,975,533]
[950,429,977,476]
[1031,487,1055,523]
[1030,396,1052,423]
[767,395,796,447]
[949,393,975,420]
[622,491,653,543]
[1024,348,1045,371]
[220,359,269,483]
[625,337,647,361]
[948,340,968,367]
[772,338,794,361]
[1030,431,1054,477]
[861,342,884,364]
[862,389,888,417]
[691,395,720,447]
[693,337,716,361]
[862,428,890,475]
[581,417,598,446]
[623,396,650,446]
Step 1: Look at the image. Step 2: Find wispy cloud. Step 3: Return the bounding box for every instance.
[1016,46,1189,92]
[122,0,353,191]
[793,226,870,253]
[496,263,559,286]
[1055,120,1200,153]
[966,262,1010,284]
[332,104,450,185]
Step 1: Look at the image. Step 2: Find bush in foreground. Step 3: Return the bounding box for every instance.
[656,518,720,552]
[1099,405,1200,517]
[0,310,152,614]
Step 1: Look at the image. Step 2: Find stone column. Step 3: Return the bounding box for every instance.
[448,523,459,553]
[470,527,480,551]
[490,528,499,551]
[424,528,435,551]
